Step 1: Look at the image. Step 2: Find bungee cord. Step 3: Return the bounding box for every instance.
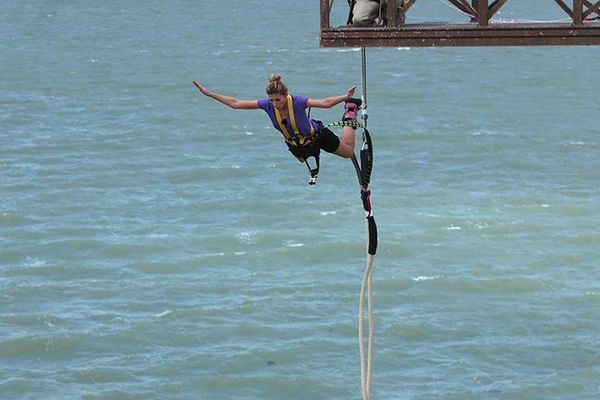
[355,48,377,400]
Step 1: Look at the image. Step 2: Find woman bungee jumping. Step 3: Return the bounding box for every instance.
[192,74,361,184]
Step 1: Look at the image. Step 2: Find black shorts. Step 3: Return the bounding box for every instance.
[315,122,340,153]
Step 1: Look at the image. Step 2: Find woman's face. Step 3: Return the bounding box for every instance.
[268,93,287,112]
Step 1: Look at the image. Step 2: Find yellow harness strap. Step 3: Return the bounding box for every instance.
[274,95,315,146]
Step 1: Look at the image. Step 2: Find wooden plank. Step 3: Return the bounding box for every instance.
[320,22,600,47]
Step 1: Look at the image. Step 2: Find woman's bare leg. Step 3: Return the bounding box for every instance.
[334,126,356,158]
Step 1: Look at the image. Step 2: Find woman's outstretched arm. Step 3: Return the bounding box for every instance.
[192,80,259,109]
[306,85,357,108]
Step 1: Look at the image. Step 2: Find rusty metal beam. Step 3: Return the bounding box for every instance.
[447,0,477,17]
[554,0,573,17]
[477,0,489,26]
[387,0,397,28]
[574,0,584,24]
[488,0,509,20]
[576,1,585,24]
[583,0,600,18]
[320,0,330,31]
[402,0,417,16]
[320,22,600,47]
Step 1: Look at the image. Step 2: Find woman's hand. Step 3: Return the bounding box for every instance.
[307,85,358,109]
[346,85,357,100]
[192,80,209,96]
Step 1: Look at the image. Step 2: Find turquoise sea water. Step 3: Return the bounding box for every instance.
[2,1,599,399]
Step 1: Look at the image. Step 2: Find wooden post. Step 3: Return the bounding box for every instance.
[320,0,330,30]
[387,0,397,27]
[478,0,489,26]
[574,0,584,24]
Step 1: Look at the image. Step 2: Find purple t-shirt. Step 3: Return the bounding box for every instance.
[257,95,319,139]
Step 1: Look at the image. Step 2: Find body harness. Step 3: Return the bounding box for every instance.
[274,95,321,185]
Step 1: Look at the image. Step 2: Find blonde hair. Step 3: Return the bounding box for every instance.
[265,73,288,95]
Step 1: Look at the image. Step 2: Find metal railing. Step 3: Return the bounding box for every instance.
[320,0,600,30]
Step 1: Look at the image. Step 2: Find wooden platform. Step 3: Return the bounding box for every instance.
[321,21,600,48]
[320,0,600,47]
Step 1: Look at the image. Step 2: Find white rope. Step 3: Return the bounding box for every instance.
[359,252,375,400]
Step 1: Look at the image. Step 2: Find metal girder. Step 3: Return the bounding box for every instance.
[583,0,600,18]
[321,22,600,47]
[320,0,600,47]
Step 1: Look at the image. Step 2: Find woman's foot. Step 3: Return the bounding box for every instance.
[343,98,362,121]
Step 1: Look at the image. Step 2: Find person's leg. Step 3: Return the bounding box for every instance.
[352,0,380,27]
[333,98,362,158]
[334,126,356,158]
[317,125,353,159]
